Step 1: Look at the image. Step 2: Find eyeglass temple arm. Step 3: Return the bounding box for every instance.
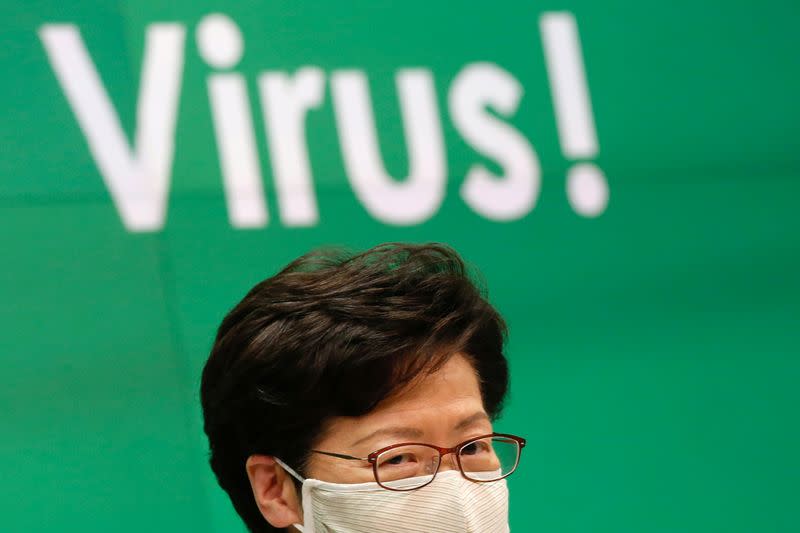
[311,449,369,462]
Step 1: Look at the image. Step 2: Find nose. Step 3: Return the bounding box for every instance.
[437,452,459,473]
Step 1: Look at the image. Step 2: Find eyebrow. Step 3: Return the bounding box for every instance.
[350,411,491,449]
[350,426,424,448]
[453,411,491,431]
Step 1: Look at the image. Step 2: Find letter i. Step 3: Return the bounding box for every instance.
[197,13,267,228]
[540,12,609,217]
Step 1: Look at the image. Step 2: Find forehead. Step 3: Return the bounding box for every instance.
[315,353,487,450]
[375,353,483,414]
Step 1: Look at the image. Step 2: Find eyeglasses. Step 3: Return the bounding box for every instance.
[311,432,526,491]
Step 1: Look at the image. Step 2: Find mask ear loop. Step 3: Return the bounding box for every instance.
[274,457,306,483]
[273,457,306,532]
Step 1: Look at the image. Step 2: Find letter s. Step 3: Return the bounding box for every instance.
[449,63,540,221]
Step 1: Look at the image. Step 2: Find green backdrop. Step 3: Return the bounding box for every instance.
[1,1,798,531]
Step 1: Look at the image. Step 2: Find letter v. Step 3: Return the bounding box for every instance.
[39,24,185,232]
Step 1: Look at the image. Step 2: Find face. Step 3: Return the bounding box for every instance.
[245,352,494,529]
[306,352,493,483]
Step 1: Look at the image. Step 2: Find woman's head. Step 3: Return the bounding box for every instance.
[200,243,509,531]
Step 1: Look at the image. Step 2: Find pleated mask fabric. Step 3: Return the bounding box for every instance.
[297,470,510,533]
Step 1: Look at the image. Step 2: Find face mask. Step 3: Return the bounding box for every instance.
[275,458,510,533]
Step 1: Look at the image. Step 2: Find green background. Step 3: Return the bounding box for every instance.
[1,1,798,531]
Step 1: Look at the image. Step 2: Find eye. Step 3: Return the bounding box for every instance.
[379,452,418,467]
[461,440,491,456]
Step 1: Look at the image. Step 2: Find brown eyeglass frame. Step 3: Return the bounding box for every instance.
[311,432,527,491]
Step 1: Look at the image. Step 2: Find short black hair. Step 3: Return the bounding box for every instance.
[200,242,509,532]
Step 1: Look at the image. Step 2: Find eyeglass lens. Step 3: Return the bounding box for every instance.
[375,436,520,490]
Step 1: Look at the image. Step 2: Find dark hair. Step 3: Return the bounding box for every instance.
[200,242,509,532]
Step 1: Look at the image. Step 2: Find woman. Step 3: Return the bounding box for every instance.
[201,243,525,532]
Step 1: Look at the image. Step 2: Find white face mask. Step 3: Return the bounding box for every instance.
[275,458,510,533]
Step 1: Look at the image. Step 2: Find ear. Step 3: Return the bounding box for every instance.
[246,455,303,529]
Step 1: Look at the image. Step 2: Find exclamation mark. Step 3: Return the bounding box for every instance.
[540,12,609,217]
